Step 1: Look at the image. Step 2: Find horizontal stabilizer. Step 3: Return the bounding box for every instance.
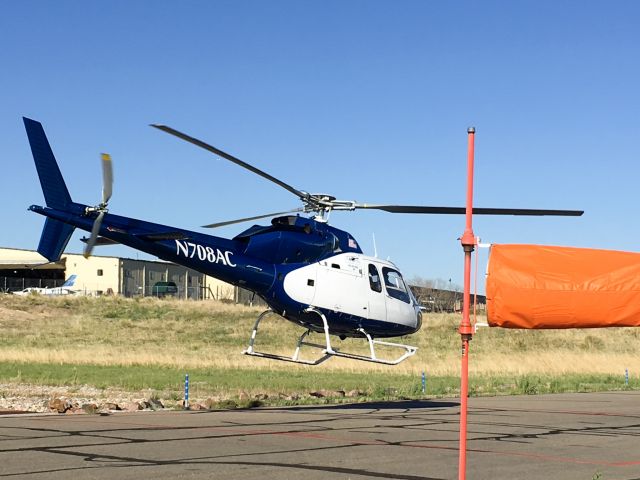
[80,236,120,246]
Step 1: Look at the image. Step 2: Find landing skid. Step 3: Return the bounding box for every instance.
[242,307,418,366]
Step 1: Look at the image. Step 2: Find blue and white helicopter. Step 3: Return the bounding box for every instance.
[23,118,582,365]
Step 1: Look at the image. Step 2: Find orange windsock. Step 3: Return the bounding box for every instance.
[486,244,640,328]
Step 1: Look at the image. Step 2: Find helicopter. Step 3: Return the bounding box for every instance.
[23,117,583,365]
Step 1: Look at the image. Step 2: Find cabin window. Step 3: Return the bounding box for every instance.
[97,269,103,277]
[331,234,341,252]
[382,267,410,303]
[368,264,382,293]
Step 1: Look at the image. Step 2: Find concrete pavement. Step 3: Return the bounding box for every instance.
[1,391,639,479]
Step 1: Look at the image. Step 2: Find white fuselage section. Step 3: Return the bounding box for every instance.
[13,286,75,296]
[283,252,419,329]
[13,275,78,297]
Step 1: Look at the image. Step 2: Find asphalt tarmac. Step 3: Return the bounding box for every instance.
[1,391,639,479]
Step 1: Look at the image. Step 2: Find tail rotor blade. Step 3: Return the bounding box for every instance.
[84,211,105,258]
[101,153,113,205]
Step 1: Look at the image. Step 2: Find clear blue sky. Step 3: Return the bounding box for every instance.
[1,1,638,288]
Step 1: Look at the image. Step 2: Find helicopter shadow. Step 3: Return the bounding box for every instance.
[277,399,460,412]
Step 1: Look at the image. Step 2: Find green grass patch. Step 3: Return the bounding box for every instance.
[0,361,428,395]
[1,362,637,407]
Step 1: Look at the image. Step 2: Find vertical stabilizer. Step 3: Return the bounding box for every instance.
[24,117,76,261]
[37,218,75,262]
[62,274,77,287]
[23,117,72,208]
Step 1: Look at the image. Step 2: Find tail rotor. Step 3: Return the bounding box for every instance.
[83,153,113,258]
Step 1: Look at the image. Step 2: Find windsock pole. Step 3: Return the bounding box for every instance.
[458,127,476,480]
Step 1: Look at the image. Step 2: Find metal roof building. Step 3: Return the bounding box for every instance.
[0,247,233,300]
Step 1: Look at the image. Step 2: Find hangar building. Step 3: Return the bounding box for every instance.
[0,247,234,300]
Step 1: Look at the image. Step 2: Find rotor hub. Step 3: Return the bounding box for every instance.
[309,193,336,202]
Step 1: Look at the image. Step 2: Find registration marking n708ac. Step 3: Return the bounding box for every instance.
[175,240,236,267]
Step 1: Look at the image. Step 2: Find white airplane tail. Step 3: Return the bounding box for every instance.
[61,274,77,288]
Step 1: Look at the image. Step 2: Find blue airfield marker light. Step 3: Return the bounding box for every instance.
[184,373,190,410]
[422,371,426,394]
[625,368,629,386]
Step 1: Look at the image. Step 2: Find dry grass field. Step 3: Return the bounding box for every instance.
[0,294,637,404]
[1,294,638,374]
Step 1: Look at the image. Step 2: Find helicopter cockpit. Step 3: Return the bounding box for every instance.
[381,267,411,303]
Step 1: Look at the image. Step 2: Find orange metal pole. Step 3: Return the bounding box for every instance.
[458,127,476,480]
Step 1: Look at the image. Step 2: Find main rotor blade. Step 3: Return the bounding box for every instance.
[151,124,308,201]
[83,211,105,258]
[101,153,113,205]
[202,208,304,229]
[355,204,584,216]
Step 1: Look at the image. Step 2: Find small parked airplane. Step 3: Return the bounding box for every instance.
[13,274,78,296]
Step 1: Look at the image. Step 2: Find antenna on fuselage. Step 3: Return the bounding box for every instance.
[372,233,378,258]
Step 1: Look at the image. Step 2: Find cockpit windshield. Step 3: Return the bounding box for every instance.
[382,267,411,304]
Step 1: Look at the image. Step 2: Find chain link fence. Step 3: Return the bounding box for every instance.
[1,275,267,306]
[0,276,67,293]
